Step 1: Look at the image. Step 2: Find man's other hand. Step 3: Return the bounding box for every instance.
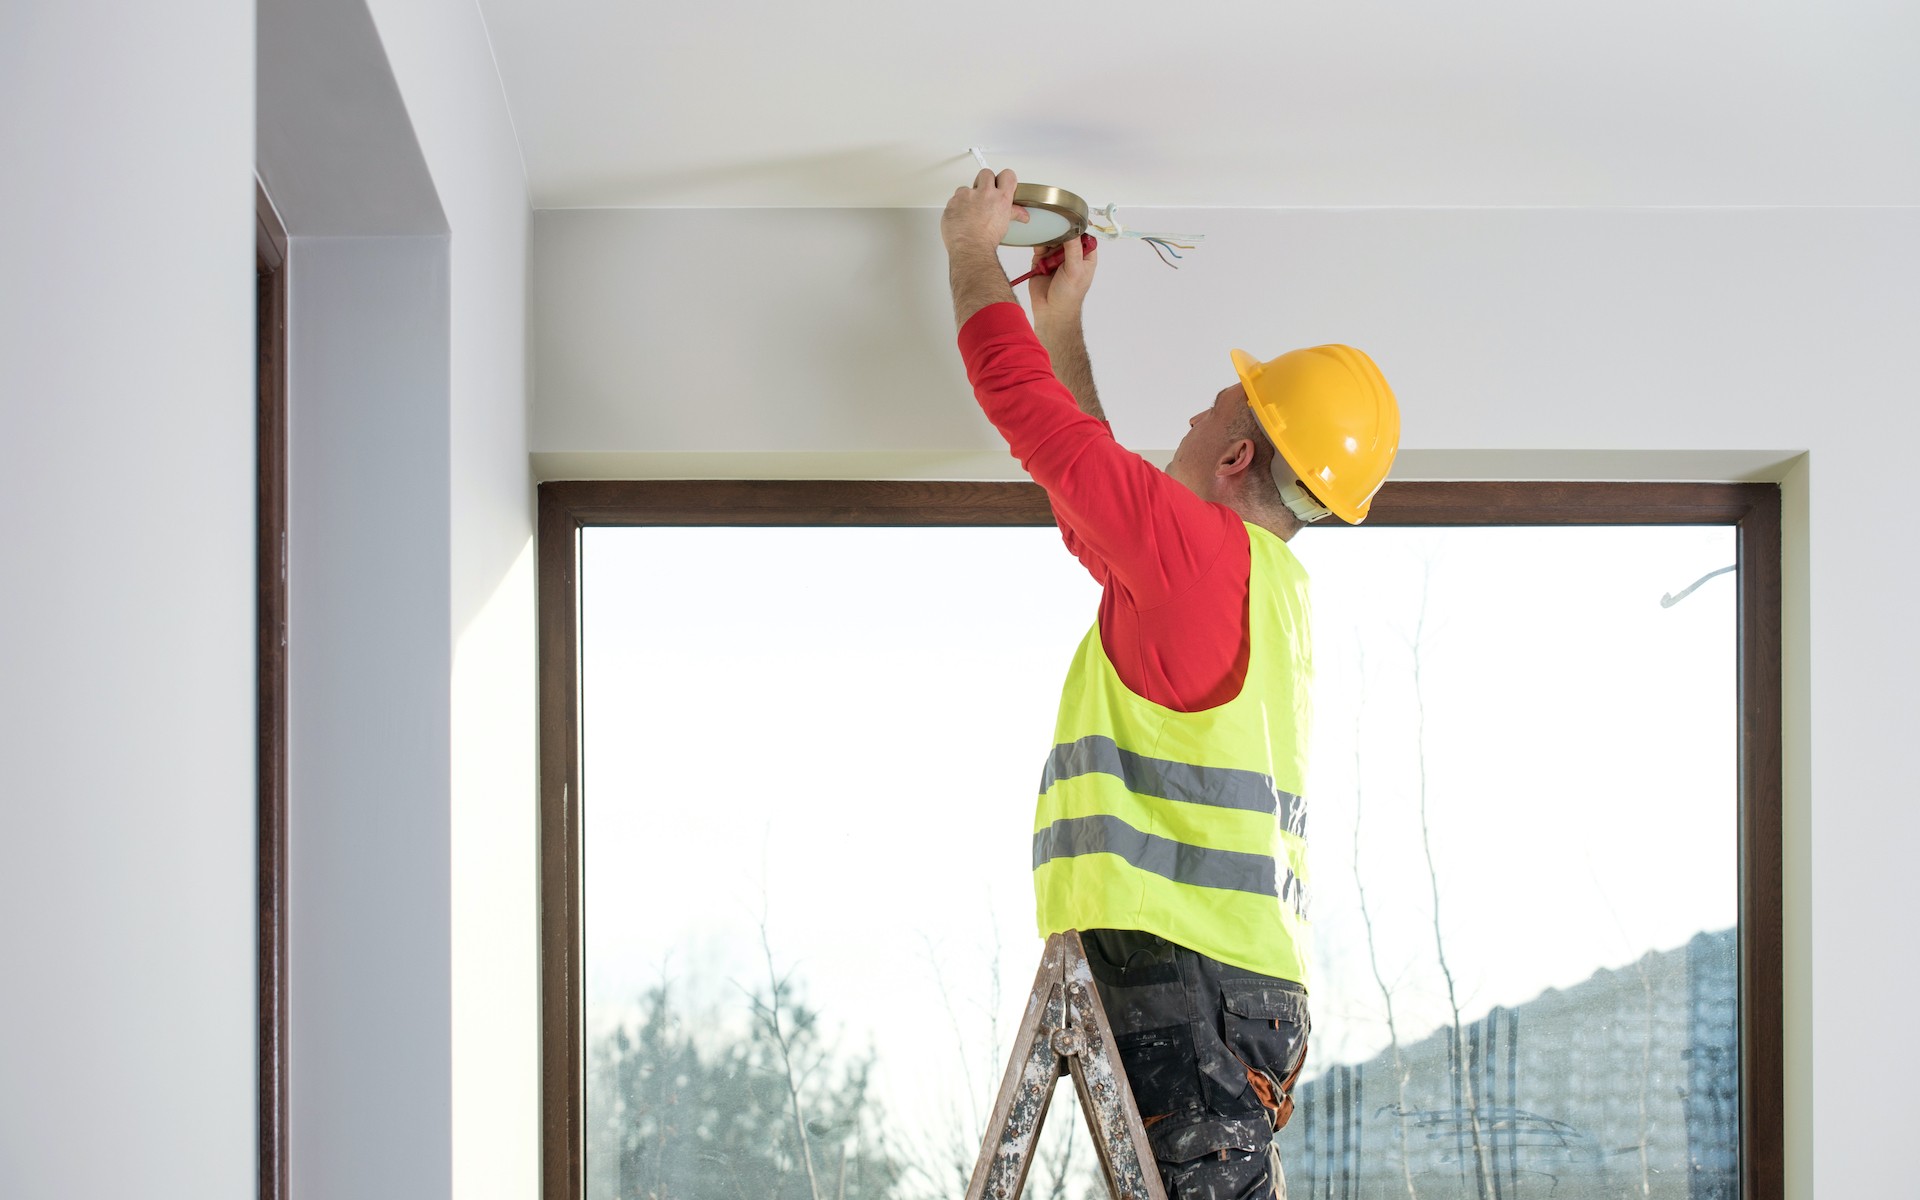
[941,169,1029,255]
[1030,234,1097,326]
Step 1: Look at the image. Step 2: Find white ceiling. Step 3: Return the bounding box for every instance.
[477,0,1918,210]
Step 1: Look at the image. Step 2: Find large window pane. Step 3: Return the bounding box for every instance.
[1277,526,1738,1200]
[582,527,1104,1200]
[581,522,1738,1200]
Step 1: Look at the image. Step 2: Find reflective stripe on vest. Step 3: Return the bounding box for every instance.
[1033,521,1313,985]
[1041,734,1308,837]
[1033,815,1308,911]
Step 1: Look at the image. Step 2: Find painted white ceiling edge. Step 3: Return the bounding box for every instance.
[478,0,1920,209]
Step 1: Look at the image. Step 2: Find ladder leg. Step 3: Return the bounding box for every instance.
[965,935,1070,1200]
[1060,932,1168,1200]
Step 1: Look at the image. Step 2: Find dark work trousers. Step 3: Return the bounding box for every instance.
[1082,929,1310,1200]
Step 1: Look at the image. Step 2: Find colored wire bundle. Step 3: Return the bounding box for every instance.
[1140,236,1194,268]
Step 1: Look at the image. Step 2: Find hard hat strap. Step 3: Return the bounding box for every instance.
[1276,476,1333,524]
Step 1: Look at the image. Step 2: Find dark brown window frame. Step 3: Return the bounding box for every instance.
[257,178,290,1200]
[536,479,1783,1200]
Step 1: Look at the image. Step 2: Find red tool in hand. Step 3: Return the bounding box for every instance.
[1009,233,1099,288]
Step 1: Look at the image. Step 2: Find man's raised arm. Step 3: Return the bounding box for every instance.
[1028,236,1104,421]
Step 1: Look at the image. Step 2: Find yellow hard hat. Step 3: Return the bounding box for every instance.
[1231,344,1400,525]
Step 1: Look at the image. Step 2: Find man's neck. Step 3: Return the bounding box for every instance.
[1221,494,1302,543]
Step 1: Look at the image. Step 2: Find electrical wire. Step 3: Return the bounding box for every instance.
[1087,203,1205,247]
[1142,236,1194,268]
[1088,204,1203,270]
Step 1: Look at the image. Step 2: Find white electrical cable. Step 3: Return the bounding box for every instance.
[1086,203,1205,246]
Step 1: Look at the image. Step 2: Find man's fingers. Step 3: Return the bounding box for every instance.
[1012,207,1031,223]
[996,169,1018,191]
[973,168,995,189]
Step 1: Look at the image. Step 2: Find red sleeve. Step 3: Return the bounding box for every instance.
[959,303,1229,610]
[1046,459,1109,586]
[959,303,1252,712]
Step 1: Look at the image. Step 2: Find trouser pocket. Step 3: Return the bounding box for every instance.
[1218,979,1308,1129]
[1161,1145,1279,1200]
[1112,1023,1205,1127]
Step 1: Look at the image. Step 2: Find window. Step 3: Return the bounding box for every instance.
[539,481,1782,1200]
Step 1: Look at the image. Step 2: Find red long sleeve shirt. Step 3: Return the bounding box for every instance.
[959,302,1254,713]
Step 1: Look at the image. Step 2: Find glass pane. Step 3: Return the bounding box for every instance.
[1275,526,1739,1200]
[581,522,1739,1200]
[581,527,1107,1200]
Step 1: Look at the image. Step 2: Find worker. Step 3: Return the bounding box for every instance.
[942,170,1400,1200]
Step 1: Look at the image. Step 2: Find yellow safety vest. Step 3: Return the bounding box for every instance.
[1033,522,1313,985]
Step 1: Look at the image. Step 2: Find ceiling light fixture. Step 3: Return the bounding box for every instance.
[968,148,1206,269]
[1002,183,1090,249]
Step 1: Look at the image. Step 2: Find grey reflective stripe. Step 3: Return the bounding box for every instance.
[1033,814,1279,897]
[1040,735,1306,836]
[1279,869,1309,922]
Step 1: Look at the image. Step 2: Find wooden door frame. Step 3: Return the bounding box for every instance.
[534,479,1783,1200]
[256,177,290,1200]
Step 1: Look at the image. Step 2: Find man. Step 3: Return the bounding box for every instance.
[941,170,1400,1200]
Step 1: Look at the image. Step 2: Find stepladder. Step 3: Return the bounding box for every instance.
[963,931,1169,1200]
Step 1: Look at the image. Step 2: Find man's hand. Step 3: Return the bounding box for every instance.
[941,169,1030,254]
[1029,234,1097,328]
[1030,230,1106,421]
[943,169,1031,329]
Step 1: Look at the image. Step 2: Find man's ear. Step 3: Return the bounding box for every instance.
[1217,437,1258,480]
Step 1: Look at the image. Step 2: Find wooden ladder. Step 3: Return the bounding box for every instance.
[963,931,1169,1200]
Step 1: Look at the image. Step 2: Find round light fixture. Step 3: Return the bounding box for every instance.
[1001,183,1089,249]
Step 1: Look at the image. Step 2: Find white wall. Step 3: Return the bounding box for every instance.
[262,0,537,1195]
[287,234,453,1196]
[534,203,1920,1196]
[354,3,539,1198]
[1,0,532,1190]
[533,206,1891,472]
[258,1,458,1188]
[0,3,257,1198]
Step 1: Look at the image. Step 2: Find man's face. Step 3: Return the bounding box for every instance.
[1167,383,1248,495]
